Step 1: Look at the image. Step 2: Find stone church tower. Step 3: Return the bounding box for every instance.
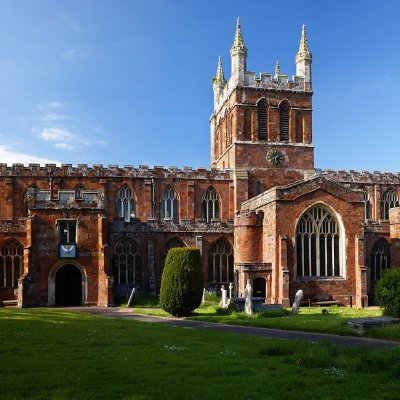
[210,19,314,211]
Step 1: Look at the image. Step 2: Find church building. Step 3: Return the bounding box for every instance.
[0,20,397,308]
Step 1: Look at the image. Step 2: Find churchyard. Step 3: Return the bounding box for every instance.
[1,307,400,400]
[128,296,400,341]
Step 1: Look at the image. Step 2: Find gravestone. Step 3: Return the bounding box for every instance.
[291,289,304,314]
[220,285,228,308]
[202,288,206,304]
[228,282,233,299]
[244,279,253,315]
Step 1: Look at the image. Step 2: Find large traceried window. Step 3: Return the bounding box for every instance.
[279,100,290,141]
[257,99,267,140]
[370,239,390,282]
[0,240,23,288]
[380,189,399,220]
[112,239,142,286]
[202,188,220,223]
[208,239,234,284]
[296,205,342,278]
[161,237,186,271]
[160,187,179,223]
[116,185,135,222]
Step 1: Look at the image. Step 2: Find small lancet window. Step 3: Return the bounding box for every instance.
[364,190,371,220]
[257,99,267,140]
[279,100,290,141]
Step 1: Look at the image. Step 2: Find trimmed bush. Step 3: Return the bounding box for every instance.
[375,267,400,318]
[159,247,204,317]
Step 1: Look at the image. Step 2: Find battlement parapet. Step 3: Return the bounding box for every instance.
[234,210,264,226]
[0,163,234,181]
[214,71,311,112]
[316,168,400,185]
[0,218,27,233]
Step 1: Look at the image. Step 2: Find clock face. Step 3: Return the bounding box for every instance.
[266,150,284,166]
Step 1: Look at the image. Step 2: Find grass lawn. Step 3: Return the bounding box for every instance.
[130,298,400,341]
[1,308,400,400]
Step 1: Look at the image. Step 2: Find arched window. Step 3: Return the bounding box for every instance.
[364,190,371,220]
[111,239,142,286]
[202,188,220,223]
[295,112,303,142]
[257,99,267,140]
[161,237,186,271]
[160,187,179,223]
[208,239,234,284]
[296,205,342,277]
[370,239,390,282]
[75,184,85,200]
[0,240,24,288]
[279,100,290,141]
[116,185,135,222]
[380,189,399,220]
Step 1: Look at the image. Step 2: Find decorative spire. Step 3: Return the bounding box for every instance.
[274,60,280,79]
[212,56,226,86]
[231,17,246,51]
[296,24,312,61]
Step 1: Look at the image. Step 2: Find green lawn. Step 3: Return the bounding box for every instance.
[1,308,400,399]
[131,299,400,340]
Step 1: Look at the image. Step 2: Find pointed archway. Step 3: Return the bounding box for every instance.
[55,264,83,306]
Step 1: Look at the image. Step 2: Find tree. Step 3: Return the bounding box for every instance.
[375,267,400,318]
[160,247,204,317]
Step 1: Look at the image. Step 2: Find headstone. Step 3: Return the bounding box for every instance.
[228,282,233,299]
[127,287,136,307]
[244,279,253,315]
[291,289,304,314]
[202,288,206,304]
[220,285,228,308]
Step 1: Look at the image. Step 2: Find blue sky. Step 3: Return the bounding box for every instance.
[1,0,400,171]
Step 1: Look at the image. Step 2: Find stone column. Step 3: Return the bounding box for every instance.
[389,207,400,266]
[279,235,290,307]
[147,235,156,296]
[97,215,113,306]
[355,236,368,307]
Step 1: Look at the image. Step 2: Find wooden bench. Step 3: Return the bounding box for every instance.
[301,295,342,307]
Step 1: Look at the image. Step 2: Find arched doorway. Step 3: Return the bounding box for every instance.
[55,264,83,306]
[253,277,266,298]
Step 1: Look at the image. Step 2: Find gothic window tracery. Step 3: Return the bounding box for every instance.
[0,240,24,288]
[370,239,390,282]
[380,189,399,220]
[160,187,179,223]
[201,188,220,223]
[75,184,85,200]
[111,239,142,285]
[208,239,234,284]
[116,185,135,222]
[363,190,371,220]
[296,205,342,278]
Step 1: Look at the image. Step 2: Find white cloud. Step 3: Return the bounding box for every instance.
[48,102,63,108]
[55,142,76,151]
[41,113,68,123]
[61,48,79,59]
[0,145,60,165]
[39,127,75,141]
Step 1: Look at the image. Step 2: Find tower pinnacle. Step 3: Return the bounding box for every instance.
[274,60,280,79]
[232,17,246,51]
[295,24,312,87]
[296,24,312,62]
[213,55,226,86]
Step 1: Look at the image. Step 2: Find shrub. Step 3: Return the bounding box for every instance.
[375,267,400,318]
[159,247,204,317]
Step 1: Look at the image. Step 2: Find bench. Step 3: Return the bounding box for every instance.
[301,295,342,307]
